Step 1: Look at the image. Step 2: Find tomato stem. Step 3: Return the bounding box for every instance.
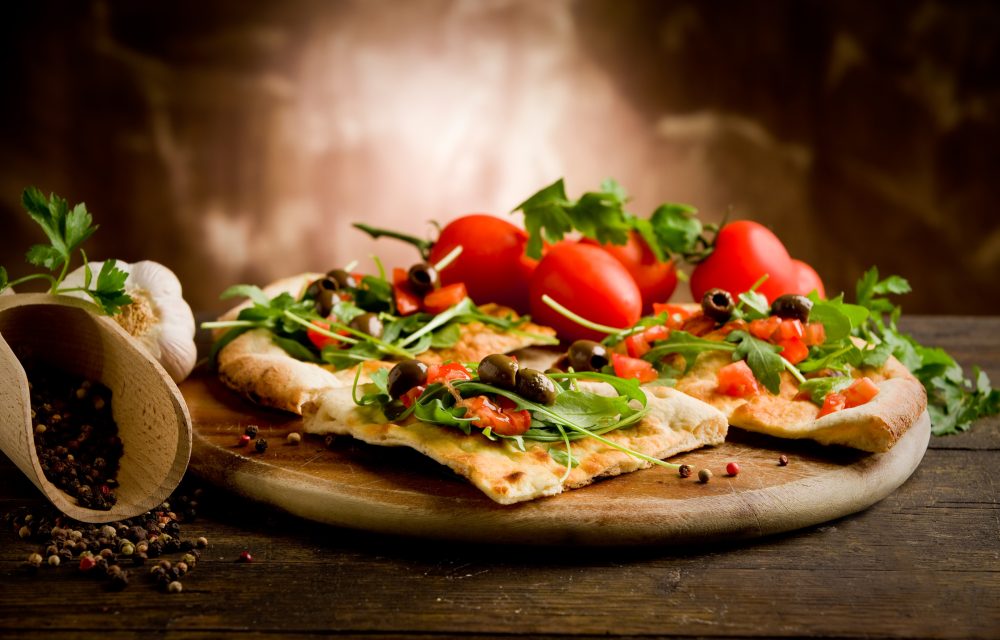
[353,223,433,260]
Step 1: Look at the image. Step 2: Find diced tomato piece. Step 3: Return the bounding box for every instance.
[625,333,651,358]
[653,303,696,329]
[423,282,468,314]
[399,385,426,408]
[459,395,530,436]
[803,322,827,347]
[611,353,658,383]
[641,324,670,343]
[716,360,760,397]
[843,377,880,408]
[777,318,804,340]
[427,362,472,384]
[749,316,781,341]
[818,391,846,417]
[307,320,340,350]
[777,337,809,365]
[391,267,422,315]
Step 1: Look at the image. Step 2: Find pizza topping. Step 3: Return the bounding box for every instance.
[353,359,687,474]
[477,354,519,390]
[771,293,813,323]
[325,268,358,290]
[567,340,610,373]
[387,360,429,399]
[701,288,735,323]
[514,369,558,405]
[818,392,847,417]
[348,312,384,339]
[406,262,440,295]
[843,377,880,408]
[716,360,760,397]
[422,283,468,314]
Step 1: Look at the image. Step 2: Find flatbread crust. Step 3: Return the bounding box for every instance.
[302,381,728,504]
[674,350,926,453]
[214,273,555,414]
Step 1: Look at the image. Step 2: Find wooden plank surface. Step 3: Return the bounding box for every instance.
[0,316,998,639]
[182,369,931,545]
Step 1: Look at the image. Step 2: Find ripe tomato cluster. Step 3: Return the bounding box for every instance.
[427,215,825,343]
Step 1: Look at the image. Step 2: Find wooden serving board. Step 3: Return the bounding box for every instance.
[181,370,930,546]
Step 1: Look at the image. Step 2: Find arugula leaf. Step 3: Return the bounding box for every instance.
[642,331,734,373]
[220,284,272,307]
[548,448,579,468]
[734,290,770,321]
[413,397,475,433]
[728,331,784,394]
[549,390,633,430]
[429,322,461,348]
[272,335,321,363]
[797,376,853,406]
[850,266,998,434]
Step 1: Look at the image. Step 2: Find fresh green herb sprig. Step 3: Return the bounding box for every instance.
[354,365,679,474]
[849,267,999,435]
[0,187,131,315]
[512,178,713,262]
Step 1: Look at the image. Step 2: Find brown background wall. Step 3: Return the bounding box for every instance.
[1,0,998,314]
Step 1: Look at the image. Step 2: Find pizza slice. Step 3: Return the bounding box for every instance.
[557,291,927,453]
[208,270,556,414]
[300,358,727,504]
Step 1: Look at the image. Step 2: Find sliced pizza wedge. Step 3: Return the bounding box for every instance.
[300,364,727,504]
[210,272,556,414]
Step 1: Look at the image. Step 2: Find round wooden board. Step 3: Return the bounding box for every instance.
[181,370,930,546]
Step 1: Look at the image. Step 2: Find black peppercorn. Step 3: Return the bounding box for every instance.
[245,425,259,438]
[678,464,692,479]
[255,438,268,453]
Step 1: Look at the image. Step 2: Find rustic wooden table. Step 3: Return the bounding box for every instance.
[1,317,998,639]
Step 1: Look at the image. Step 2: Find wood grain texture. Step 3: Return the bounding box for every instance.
[181,371,930,545]
[0,316,997,639]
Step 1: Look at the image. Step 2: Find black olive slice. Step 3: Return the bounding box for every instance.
[407,263,440,295]
[387,360,429,399]
[701,288,735,323]
[771,294,813,323]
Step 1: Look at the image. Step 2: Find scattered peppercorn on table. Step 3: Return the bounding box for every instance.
[0,316,997,639]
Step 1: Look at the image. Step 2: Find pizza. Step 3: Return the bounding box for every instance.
[208,268,731,504]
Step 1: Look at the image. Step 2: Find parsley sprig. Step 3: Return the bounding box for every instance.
[512,178,714,262]
[0,187,131,315]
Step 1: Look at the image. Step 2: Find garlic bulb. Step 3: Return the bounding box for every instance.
[62,261,197,382]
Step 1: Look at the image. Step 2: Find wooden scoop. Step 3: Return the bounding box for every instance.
[0,293,192,523]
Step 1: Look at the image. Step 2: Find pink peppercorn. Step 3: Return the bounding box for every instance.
[238,434,251,446]
[725,462,740,477]
[238,550,253,563]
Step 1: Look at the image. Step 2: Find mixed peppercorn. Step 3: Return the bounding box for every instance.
[4,487,206,593]
[28,366,123,510]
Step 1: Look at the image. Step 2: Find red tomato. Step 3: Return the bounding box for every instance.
[776,337,809,365]
[423,283,468,314]
[611,353,658,383]
[777,319,805,341]
[460,396,530,436]
[426,362,472,385]
[529,242,642,342]
[652,303,696,329]
[843,377,879,408]
[428,214,537,313]
[392,268,422,316]
[803,322,826,346]
[792,259,826,299]
[748,316,781,341]
[306,320,338,350]
[716,360,760,397]
[582,232,677,313]
[690,221,798,303]
[399,385,426,408]
[642,325,670,343]
[818,391,846,417]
